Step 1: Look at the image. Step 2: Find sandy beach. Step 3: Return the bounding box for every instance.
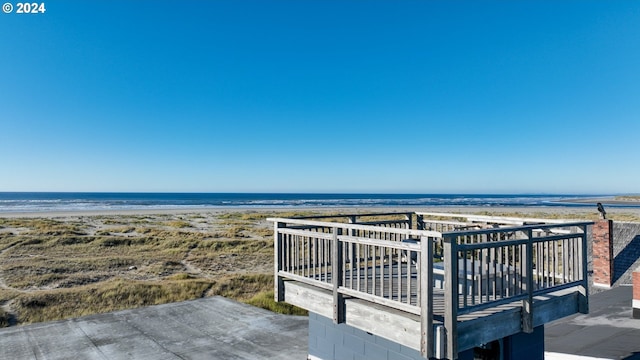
[2,203,640,220]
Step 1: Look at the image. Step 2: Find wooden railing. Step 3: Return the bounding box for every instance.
[442,222,590,359]
[272,217,439,311]
[270,213,591,359]
[271,214,441,358]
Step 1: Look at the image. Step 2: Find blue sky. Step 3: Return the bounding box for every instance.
[1,1,638,194]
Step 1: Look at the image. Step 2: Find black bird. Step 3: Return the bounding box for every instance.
[597,202,606,219]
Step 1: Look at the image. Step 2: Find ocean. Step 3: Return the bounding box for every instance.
[0,192,624,213]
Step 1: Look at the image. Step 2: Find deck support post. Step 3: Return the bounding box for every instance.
[522,230,534,333]
[578,225,589,314]
[420,236,434,359]
[435,325,446,359]
[274,222,285,302]
[444,234,458,360]
[332,227,345,323]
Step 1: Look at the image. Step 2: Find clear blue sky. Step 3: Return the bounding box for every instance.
[1,1,638,194]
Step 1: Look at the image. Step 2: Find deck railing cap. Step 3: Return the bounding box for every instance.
[441,220,594,239]
[268,217,442,237]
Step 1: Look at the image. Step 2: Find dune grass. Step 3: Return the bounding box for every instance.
[245,290,308,316]
[0,308,9,327]
[9,274,281,324]
[615,195,640,202]
[0,211,317,327]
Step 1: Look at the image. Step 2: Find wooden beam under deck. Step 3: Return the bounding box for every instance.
[284,280,423,350]
[284,280,585,354]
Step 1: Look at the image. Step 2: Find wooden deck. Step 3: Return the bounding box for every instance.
[269,212,591,359]
[284,279,583,354]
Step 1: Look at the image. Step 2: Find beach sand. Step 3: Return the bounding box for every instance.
[2,202,640,220]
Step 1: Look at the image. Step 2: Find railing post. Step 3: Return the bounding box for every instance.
[347,216,357,268]
[332,227,345,323]
[417,214,425,230]
[522,229,534,333]
[274,222,285,302]
[420,236,434,359]
[444,234,458,360]
[579,225,589,314]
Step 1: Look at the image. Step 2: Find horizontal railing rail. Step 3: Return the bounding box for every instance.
[416,212,578,226]
[291,212,414,221]
[269,217,441,237]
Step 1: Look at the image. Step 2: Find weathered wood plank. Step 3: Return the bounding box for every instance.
[420,235,434,358]
[274,222,285,302]
[345,298,422,350]
[339,235,421,250]
[338,287,420,315]
[268,217,441,237]
[522,230,534,333]
[332,227,345,323]
[286,279,586,356]
[444,235,458,360]
[284,281,333,319]
[579,228,589,314]
[278,227,334,239]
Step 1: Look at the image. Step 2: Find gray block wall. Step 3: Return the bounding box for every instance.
[612,222,640,285]
[308,312,424,360]
[502,325,545,360]
[308,312,477,360]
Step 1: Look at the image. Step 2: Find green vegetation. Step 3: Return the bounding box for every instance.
[246,290,307,316]
[165,220,191,228]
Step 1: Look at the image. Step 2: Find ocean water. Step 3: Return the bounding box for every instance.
[0,192,622,213]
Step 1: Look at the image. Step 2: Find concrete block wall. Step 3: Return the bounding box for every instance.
[502,325,545,360]
[612,222,640,285]
[308,312,542,360]
[307,312,424,360]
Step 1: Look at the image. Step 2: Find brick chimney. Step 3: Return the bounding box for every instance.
[593,220,614,288]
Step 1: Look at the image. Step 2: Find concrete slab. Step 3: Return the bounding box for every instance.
[0,296,308,360]
[546,286,640,360]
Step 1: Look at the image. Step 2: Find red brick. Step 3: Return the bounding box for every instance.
[593,220,613,287]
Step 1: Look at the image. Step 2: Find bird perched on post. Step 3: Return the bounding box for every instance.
[597,202,606,219]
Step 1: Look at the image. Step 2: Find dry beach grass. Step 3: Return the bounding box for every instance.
[0,210,313,327]
[1,205,639,327]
